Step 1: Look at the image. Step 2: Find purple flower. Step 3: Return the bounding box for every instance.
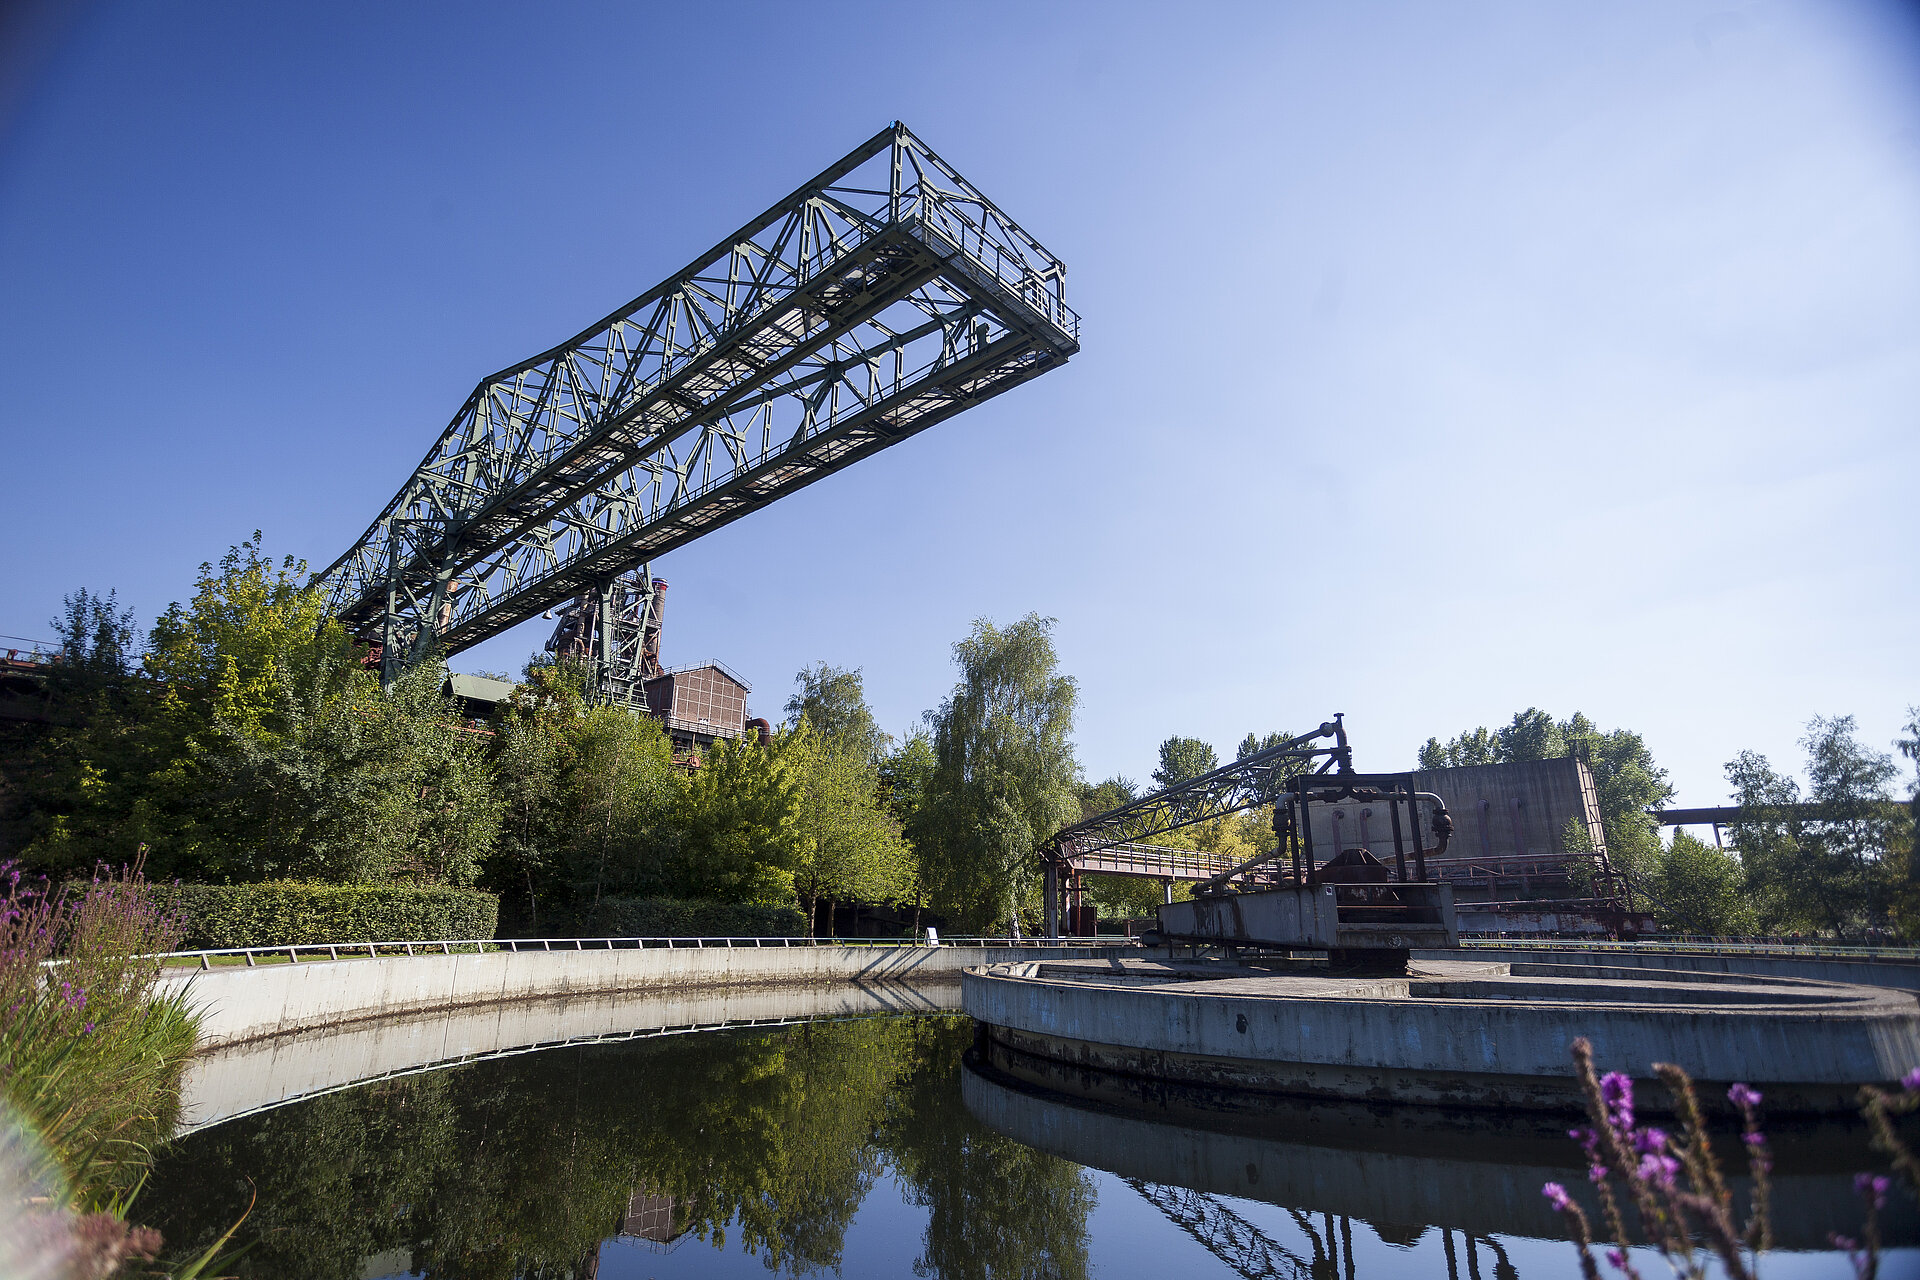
[1902,1068,1920,1092]
[1589,1162,1608,1184]
[1632,1127,1668,1155]
[1727,1082,1763,1110]
[1742,1132,1767,1147]
[1600,1071,1635,1129]
[81,1021,93,1034]
[1855,1173,1890,1210]
[1542,1181,1574,1212]
[1637,1153,1681,1189]
[1605,1247,1628,1269]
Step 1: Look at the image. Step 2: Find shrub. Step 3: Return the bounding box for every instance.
[158,882,499,948]
[563,896,806,938]
[0,860,196,1205]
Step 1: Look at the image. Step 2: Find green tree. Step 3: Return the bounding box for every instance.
[1723,717,1910,939]
[917,615,1079,933]
[880,729,938,930]
[785,662,890,763]
[674,732,799,905]
[561,702,679,904]
[1236,730,1296,761]
[144,535,339,750]
[1151,735,1217,790]
[2,590,159,871]
[1418,725,1497,769]
[1652,831,1756,936]
[204,658,502,885]
[786,723,914,936]
[483,663,588,927]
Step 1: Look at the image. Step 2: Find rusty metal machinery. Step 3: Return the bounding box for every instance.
[1045,718,1462,962]
[312,123,1078,698]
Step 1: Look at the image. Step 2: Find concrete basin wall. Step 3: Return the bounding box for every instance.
[160,943,1122,1048]
[962,964,1920,1112]
[180,978,962,1134]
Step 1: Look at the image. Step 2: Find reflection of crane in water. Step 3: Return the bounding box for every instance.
[1124,1180,1336,1279]
[1126,1180,1519,1280]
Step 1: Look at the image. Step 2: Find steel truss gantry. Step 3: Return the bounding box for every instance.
[1042,720,1351,936]
[312,123,1078,687]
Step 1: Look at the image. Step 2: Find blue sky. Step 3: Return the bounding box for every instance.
[2,0,1915,807]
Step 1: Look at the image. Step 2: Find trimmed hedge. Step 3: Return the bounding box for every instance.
[567,897,805,939]
[158,882,499,949]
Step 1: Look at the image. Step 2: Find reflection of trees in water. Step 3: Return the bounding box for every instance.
[134,1016,1096,1280]
[882,1026,1094,1280]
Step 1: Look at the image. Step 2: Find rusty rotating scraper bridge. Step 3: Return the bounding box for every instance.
[312,123,1078,703]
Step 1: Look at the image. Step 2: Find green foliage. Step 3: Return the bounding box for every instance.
[565,896,805,937]
[1652,832,1757,936]
[5,538,504,892]
[1236,730,1296,761]
[137,1017,1010,1280]
[0,862,197,1206]
[785,661,891,763]
[917,615,1080,933]
[480,665,683,927]
[201,658,503,885]
[880,728,936,827]
[1151,735,1217,789]
[673,733,799,906]
[785,723,914,934]
[144,534,339,750]
[1728,716,1913,939]
[158,881,499,947]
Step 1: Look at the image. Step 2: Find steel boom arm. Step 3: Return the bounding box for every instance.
[313,123,1078,674]
[1050,719,1352,862]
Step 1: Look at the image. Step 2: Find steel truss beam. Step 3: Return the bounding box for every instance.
[313,123,1078,677]
[1050,719,1351,863]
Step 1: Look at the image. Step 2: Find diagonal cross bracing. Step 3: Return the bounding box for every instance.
[1050,721,1352,864]
[313,123,1078,667]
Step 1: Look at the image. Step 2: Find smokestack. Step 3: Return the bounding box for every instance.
[641,578,668,677]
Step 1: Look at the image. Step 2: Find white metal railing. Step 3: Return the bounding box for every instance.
[160,935,1129,970]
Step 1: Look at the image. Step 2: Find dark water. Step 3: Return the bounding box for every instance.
[137,1014,1918,1279]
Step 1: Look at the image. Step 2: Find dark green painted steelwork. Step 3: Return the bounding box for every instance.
[313,123,1078,687]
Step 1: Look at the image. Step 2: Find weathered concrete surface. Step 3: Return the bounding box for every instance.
[160,943,1120,1048]
[960,1054,1916,1249]
[962,956,1920,1113]
[179,978,961,1135]
[1428,945,1920,992]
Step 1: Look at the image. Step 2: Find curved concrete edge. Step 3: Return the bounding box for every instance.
[180,979,963,1135]
[960,964,1920,1109]
[959,1061,1912,1249]
[159,944,1126,1048]
[1435,947,1920,992]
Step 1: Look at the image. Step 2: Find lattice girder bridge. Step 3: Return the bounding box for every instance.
[312,123,1078,692]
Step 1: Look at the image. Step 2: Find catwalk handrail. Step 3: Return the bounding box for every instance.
[158,935,1124,969]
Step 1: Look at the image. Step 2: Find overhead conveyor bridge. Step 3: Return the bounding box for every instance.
[313,123,1078,685]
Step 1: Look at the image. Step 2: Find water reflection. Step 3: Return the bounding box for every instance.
[139,1015,1091,1280]
[136,1012,1910,1279]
